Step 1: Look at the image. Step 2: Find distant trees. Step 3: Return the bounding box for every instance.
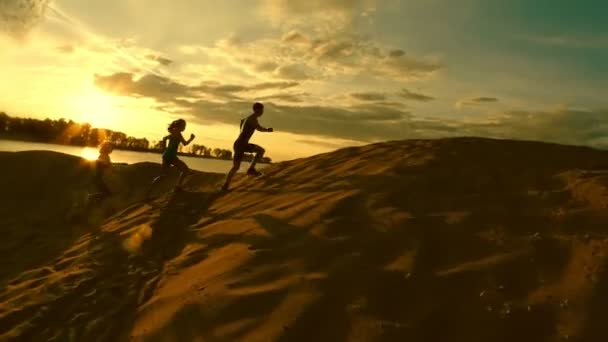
[191,144,212,157]
[0,114,151,151]
[0,112,272,162]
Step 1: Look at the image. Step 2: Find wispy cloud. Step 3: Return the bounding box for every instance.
[0,0,50,39]
[260,0,380,30]
[456,96,499,110]
[145,54,173,66]
[399,88,435,102]
[188,31,442,83]
[350,92,386,101]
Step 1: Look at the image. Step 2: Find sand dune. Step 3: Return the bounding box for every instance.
[1,137,608,341]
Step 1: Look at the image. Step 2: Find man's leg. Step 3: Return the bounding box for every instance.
[247,144,265,173]
[222,151,243,191]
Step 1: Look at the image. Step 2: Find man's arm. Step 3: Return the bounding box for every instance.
[254,117,273,132]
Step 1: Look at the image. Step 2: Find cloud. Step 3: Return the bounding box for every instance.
[399,88,435,102]
[0,0,50,39]
[94,72,302,103]
[389,49,406,58]
[370,101,408,109]
[274,63,315,80]
[258,92,310,103]
[254,61,279,72]
[251,81,300,91]
[295,138,358,149]
[93,71,416,141]
[56,44,75,54]
[376,54,442,80]
[281,30,310,45]
[94,71,608,149]
[350,92,386,101]
[261,0,380,29]
[465,108,608,149]
[145,54,173,66]
[94,73,194,101]
[456,96,499,110]
[196,31,442,82]
[472,97,499,103]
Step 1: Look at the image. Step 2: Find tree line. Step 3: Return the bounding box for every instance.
[0,112,271,163]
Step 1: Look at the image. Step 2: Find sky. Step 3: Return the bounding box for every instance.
[1,0,607,161]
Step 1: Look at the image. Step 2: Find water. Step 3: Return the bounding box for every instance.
[0,140,268,174]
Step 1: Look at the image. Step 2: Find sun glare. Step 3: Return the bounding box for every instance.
[80,147,99,161]
[72,86,122,129]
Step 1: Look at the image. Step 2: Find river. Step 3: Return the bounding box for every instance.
[0,139,268,174]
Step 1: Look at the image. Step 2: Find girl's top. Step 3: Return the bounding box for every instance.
[163,133,180,160]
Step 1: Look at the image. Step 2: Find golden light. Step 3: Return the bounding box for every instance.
[71,85,123,129]
[80,146,99,161]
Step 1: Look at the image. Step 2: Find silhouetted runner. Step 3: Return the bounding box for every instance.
[89,141,114,199]
[89,141,113,201]
[221,102,273,191]
[146,119,195,198]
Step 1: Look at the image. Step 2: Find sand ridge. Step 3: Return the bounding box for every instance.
[1,137,608,341]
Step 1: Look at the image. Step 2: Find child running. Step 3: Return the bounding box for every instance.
[146,119,195,198]
[90,141,113,201]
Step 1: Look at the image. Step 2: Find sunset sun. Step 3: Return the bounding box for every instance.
[72,86,122,130]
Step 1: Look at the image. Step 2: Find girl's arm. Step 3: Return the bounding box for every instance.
[180,133,196,146]
[161,135,170,150]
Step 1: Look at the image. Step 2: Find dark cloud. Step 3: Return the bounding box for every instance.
[95,73,301,102]
[94,73,193,102]
[56,44,75,54]
[313,40,355,59]
[145,54,173,66]
[471,97,499,103]
[274,63,313,80]
[389,49,406,58]
[93,71,414,141]
[295,138,354,149]
[213,30,442,82]
[281,30,309,44]
[371,101,408,109]
[95,72,608,149]
[254,61,279,72]
[399,88,435,102]
[378,55,442,80]
[475,108,608,148]
[350,92,387,101]
[259,92,310,103]
[456,96,499,109]
[306,34,441,80]
[265,0,370,16]
[0,0,50,38]
[251,81,300,90]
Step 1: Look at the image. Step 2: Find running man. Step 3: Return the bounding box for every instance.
[221,102,273,191]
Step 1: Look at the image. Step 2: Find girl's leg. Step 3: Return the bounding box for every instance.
[93,165,111,196]
[146,161,170,197]
[175,159,190,188]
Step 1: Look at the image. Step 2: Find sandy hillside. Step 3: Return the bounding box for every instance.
[1,137,608,342]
